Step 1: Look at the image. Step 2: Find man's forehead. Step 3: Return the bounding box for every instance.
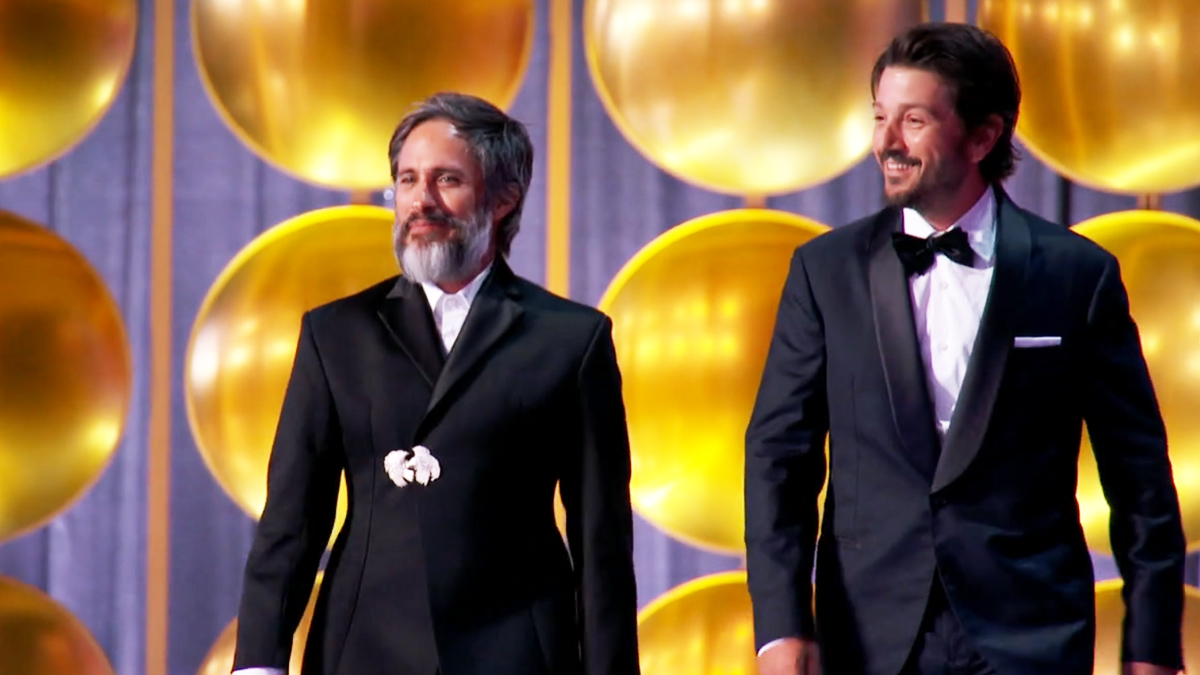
[397,120,475,165]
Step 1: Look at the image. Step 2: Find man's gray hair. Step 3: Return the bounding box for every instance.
[388,92,534,257]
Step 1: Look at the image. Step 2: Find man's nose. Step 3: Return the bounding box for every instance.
[879,120,904,151]
[410,179,439,213]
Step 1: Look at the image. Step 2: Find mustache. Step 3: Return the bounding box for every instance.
[402,210,461,235]
[881,149,920,166]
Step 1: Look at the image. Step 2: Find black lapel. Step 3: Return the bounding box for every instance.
[376,276,446,388]
[931,187,1032,493]
[868,207,942,479]
[424,257,524,417]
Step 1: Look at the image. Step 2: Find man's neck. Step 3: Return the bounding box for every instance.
[919,179,991,231]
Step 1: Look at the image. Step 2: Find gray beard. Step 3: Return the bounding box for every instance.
[395,213,492,286]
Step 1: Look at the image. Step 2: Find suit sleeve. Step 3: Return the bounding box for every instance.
[559,316,640,675]
[1082,255,1185,668]
[744,249,829,651]
[233,312,343,669]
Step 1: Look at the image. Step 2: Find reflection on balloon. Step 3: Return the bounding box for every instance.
[186,206,399,544]
[196,573,324,675]
[0,575,115,675]
[0,0,137,178]
[0,212,131,543]
[979,0,1200,193]
[192,0,534,190]
[584,0,921,195]
[1094,580,1200,673]
[599,209,829,553]
[1073,211,1200,552]
[637,571,755,675]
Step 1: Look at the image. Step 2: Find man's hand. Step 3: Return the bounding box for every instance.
[1124,663,1179,675]
[757,637,820,675]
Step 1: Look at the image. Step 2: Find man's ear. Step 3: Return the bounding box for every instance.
[968,113,1005,165]
[491,186,519,226]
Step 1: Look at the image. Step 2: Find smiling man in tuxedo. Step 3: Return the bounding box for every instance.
[231,93,640,675]
[745,23,1185,675]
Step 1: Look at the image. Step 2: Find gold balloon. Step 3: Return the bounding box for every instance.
[0,0,137,178]
[0,576,115,675]
[192,0,534,190]
[1073,211,1200,553]
[979,0,1200,193]
[599,209,829,553]
[186,206,402,543]
[584,0,922,195]
[0,212,131,543]
[1094,580,1200,673]
[197,573,323,675]
[637,571,756,675]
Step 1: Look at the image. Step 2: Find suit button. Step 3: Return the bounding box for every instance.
[931,496,947,508]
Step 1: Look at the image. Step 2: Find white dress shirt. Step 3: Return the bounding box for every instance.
[757,189,997,658]
[419,263,491,353]
[231,265,492,675]
[904,189,996,440]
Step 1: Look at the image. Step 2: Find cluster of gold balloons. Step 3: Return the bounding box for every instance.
[0,0,137,179]
[636,571,756,675]
[599,209,828,553]
[185,205,399,543]
[192,0,534,190]
[584,0,922,195]
[1072,210,1200,553]
[0,3,138,673]
[979,0,1200,194]
[0,212,131,543]
[0,577,115,675]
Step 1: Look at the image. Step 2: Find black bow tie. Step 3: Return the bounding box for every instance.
[891,228,975,276]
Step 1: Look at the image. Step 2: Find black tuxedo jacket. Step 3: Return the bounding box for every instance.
[745,189,1185,675]
[233,259,640,675]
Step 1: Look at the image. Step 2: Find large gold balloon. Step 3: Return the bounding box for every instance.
[637,571,756,675]
[1073,211,1200,553]
[1094,580,1200,673]
[599,209,829,553]
[186,206,400,543]
[0,576,115,675]
[0,0,137,178]
[0,212,131,543]
[979,0,1200,193]
[192,0,533,190]
[197,573,323,675]
[584,0,922,195]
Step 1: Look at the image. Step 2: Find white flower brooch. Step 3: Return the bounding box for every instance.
[383,445,441,488]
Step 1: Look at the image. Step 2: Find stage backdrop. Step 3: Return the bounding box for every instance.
[1,1,1198,674]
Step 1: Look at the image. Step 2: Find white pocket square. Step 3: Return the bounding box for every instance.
[1013,336,1061,348]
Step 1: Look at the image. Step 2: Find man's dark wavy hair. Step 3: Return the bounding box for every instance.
[871,22,1022,183]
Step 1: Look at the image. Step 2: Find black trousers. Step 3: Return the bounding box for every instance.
[900,579,995,675]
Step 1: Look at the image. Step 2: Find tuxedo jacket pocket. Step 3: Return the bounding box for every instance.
[1013,336,1061,348]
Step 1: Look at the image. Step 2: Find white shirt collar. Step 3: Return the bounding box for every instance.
[902,188,997,265]
[418,262,492,311]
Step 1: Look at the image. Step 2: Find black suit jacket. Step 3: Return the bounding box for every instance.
[745,189,1185,675]
[233,259,640,675]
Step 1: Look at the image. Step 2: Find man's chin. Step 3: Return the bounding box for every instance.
[884,189,919,208]
[405,233,455,248]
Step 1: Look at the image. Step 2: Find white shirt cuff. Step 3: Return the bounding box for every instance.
[758,637,795,657]
[231,669,286,675]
